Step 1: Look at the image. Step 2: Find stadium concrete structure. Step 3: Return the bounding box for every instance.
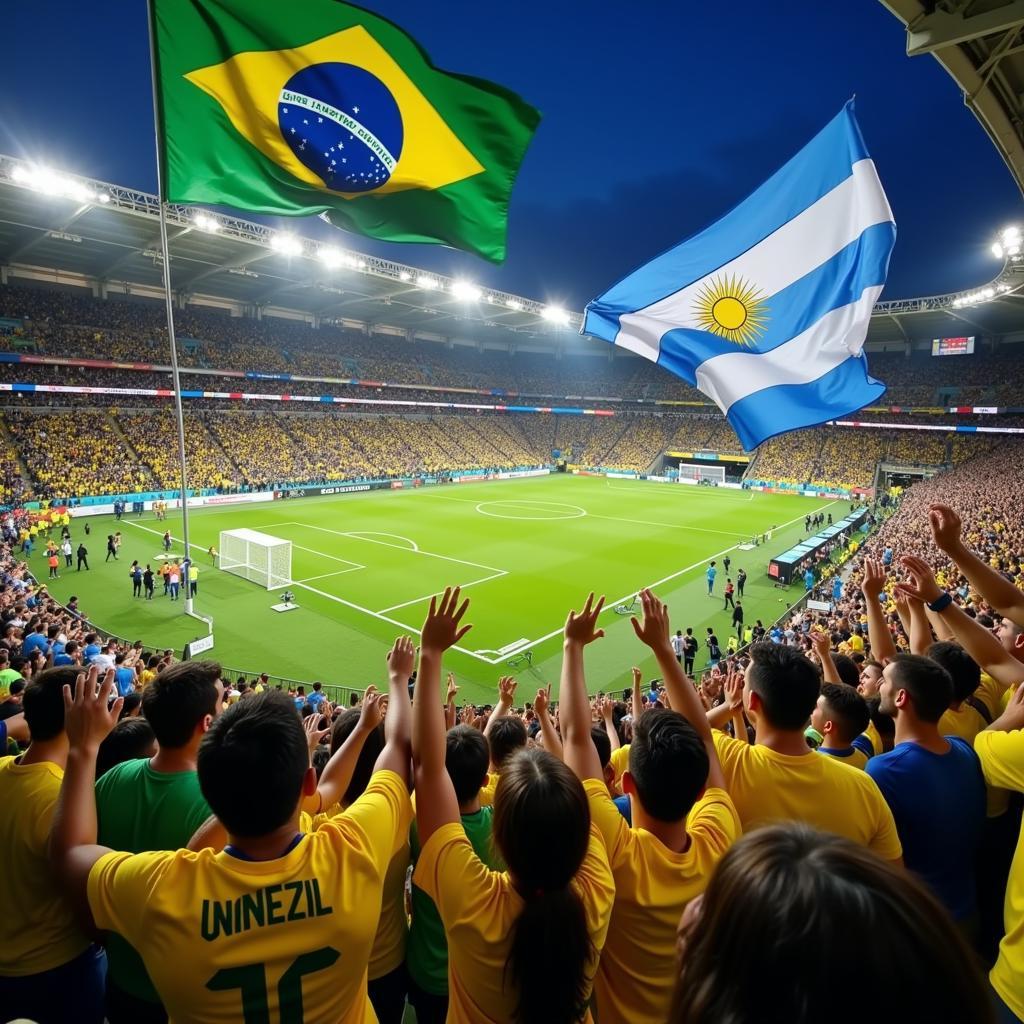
[1,148,1024,368]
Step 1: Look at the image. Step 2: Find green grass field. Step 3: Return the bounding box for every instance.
[40,476,843,702]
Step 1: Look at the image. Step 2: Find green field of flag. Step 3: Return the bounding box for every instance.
[44,477,842,702]
[152,0,539,261]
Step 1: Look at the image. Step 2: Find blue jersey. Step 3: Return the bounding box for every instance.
[706,567,716,583]
[866,738,985,921]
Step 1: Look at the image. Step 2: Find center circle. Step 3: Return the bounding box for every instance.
[712,295,747,330]
[279,62,403,193]
[475,500,587,521]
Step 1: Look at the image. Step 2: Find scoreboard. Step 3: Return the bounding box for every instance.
[931,336,975,356]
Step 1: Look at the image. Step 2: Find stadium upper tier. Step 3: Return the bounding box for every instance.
[0,283,1020,501]
[2,284,1024,408]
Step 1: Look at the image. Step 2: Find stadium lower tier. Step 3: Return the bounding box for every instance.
[0,406,1013,502]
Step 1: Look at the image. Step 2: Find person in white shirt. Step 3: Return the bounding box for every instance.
[671,629,685,663]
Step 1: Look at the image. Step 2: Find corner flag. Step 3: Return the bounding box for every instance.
[583,102,895,450]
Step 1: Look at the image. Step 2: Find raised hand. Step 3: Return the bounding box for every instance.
[359,686,386,730]
[928,504,963,554]
[860,558,886,600]
[723,670,744,710]
[303,708,331,754]
[534,684,551,717]
[63,665,121,750]
[445,672,459,705]
[421,587,472,653]
[387,635,417,681]
[498,676,518,704]
[894,554,944,605]
[630,588,672,654]
[808,628,831,663]
[564,592,606,647]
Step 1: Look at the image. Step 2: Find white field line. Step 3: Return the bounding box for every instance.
[294,569,364,584]
[603,479,756,501]
[420,489,748,536]
[121,518,495,663]
[289,544,364,570]
[487,497,843,663]
[284,522,507,575]
[376,570,508,614]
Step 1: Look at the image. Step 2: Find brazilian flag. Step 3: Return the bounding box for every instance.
[151,0,540,262]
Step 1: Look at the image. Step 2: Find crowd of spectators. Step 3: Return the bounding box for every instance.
[4,411,150,500]
[3,438,1024,1022]
[6,283,1024,407]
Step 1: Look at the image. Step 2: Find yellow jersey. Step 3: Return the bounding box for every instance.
[87,770,411,1024]
[478,771,498,807]
[817,745,869,771]
[712,732,901,860]
[974,729,1024,1021]
[0,756,92,975]
[413,820,615,1024]
[584,779,739,1024]
[860,721,883,757]
[609,744,630,790]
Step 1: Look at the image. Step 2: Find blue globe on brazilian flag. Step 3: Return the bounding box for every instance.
[151,0,540,262]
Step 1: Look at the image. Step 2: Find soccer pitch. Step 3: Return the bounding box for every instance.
[44,476,843,702]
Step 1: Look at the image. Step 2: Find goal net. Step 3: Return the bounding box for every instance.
[677,463,726,483]
[219,528,292,590]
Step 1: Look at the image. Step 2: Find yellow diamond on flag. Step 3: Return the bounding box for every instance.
[185,25,485,199]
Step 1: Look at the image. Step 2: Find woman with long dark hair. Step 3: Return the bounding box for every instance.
[671,824,994,1024]
[412,587,614,1024]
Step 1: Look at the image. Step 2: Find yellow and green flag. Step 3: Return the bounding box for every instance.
[151,0,540,262]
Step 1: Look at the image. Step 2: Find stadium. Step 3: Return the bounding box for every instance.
[2,3,1024,1024]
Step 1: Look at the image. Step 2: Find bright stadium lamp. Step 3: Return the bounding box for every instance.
[270,234,302,256]
[399,270,412,281]
[451,280,482,301]
[992,242,1005,259]
[505,298,523,311]
[318,246,344,269]
[194,213,219,233]
[417,275,439,290]
[541,305,570,325]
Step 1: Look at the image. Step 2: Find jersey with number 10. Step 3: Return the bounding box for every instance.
[87,770,411,1024]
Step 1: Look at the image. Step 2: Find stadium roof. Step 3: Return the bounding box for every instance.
[1,153,1024,351]
[881,0,1024,194]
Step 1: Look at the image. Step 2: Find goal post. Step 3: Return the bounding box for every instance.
[219,528,292,590]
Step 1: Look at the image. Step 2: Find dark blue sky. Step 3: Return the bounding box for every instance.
[3,2,1021,309]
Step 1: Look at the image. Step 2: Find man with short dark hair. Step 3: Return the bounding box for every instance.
[50,640,413,1024]
[93,660,224,1023]
[560,590,739,1024]
[0,666,105,1022]
[867,653,986,925]
[708,642,901,860]
[682,627,698,676]
[811,683,872,769]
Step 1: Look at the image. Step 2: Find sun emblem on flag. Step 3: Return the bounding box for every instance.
[693,274,769,347]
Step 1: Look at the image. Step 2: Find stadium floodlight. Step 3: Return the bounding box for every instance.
[194,213,219,233]
[357,259,368,270]
[318,246,344,269]
[541,305,570,325]
[399,270,412,281]
[417,274,439,290]
[994,226,1022,260]
[505,298,523,311]
[451,280,482,301]
[270,233,302,256]
[13,164,99,204]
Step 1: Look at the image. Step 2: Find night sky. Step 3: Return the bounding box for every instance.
[3,1,1021,310]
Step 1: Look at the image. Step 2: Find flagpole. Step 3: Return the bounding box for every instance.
[146,0,195,617]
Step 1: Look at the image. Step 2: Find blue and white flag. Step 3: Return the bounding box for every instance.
[582,102,895,450]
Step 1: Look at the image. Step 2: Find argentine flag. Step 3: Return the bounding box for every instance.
[583,102,895,451]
